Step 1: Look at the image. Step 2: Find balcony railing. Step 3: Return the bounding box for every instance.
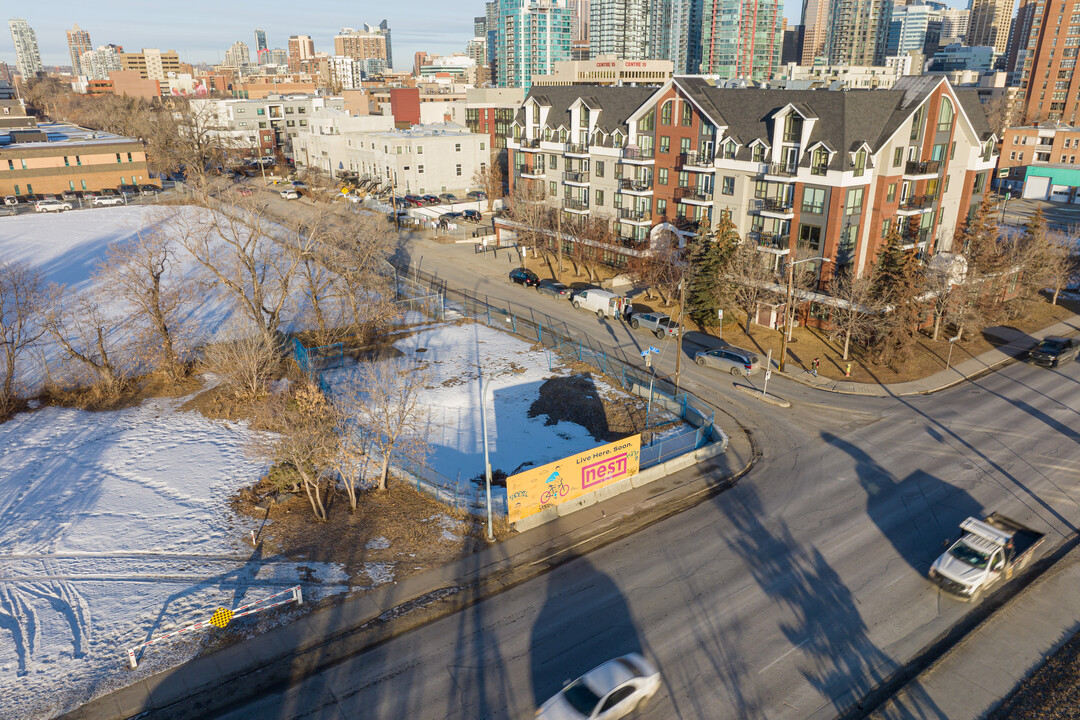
[761,197,794,213]
[565,142,590,155]
[764,162,798,177]
[679,149,715,168]
[517,164,544,175]
[619,207,650,222]
[676,187,713,203]
[902,229,933,246]
[619,178,652,192]
[621,146,655,161]
[904,160,941,175]
[899,194,937,210]
[563,198,589,211]
[518,138,541,149]
[563,171,590,183]
[751,231,791,250]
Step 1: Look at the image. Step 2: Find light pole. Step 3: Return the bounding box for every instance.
[478,365,495,542]
[778,255,830,373]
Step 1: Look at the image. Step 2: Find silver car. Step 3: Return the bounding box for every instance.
[628,312,679,339]
[536,653,661,720]
[694,345,762,376]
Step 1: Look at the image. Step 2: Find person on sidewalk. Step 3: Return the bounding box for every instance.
[812,357,820,377]
[845,362,852,378]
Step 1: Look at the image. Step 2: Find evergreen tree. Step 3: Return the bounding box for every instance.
[872,228,924,367]
[685,218,738,328]
[955,194,1005,274]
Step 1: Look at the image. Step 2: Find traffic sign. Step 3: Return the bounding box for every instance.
[648,346,660,354]
[764,370,772,380]
[640,349,650,357]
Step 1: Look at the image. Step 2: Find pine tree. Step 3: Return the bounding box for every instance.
[872,228,924,367]
[685,218,738,327]
[955,194,1005,274]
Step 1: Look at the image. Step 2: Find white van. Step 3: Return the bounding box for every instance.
[572,288,626,319]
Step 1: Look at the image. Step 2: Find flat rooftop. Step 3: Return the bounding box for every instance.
[0,122,140,150]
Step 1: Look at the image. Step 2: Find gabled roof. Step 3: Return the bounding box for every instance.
[515,85,656,136]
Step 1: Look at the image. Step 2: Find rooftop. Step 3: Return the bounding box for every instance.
[0,122,140,150]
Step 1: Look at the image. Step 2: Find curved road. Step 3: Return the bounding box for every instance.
[210,223,1080,720]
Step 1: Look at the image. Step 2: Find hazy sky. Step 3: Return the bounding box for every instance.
[6,0,966,71]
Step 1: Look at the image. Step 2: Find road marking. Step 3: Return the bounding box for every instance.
[758,639,809,674]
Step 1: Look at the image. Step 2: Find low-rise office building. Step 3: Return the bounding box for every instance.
[530,56,673,87]
[507,75,998,281]
[293,112,488,195]
[997,122,1080,203]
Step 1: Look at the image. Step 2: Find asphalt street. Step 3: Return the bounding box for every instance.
[207,231,1080,720]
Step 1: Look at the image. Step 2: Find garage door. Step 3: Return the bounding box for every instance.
[1023,175,1050,199]
[1049,184,1072,202]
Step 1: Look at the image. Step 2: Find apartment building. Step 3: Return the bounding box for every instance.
[1,120,154,197]
[293,112,488,194]
[67,24,92,77]
[589,0,650,60]
[120,49,181,81]
[288,35,316,73]
[997,122,1080,202]
[333,28,389,64]
[1015,0,1080,125]
[8,19,43,77]
[700,0,784,81]
[466,87,525,193]
[188,95,346,159]
[967,0,1015,56]
[507,75,998,281]
[495,0,573,91]
[778,59,912,90]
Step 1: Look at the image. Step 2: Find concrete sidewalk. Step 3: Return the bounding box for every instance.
[870,542,1080,720]
[63,424,754,720]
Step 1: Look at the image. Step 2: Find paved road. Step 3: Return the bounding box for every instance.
[207,230,1080,720]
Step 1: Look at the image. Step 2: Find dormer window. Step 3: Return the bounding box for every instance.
[853,148,867,177]
[722,140,737,160]
[752,144,765,162]
[638,108,655,133]
[579,111,588,128]
[811,147,829,175]
[783,114,802,143]
[982,140,994,162]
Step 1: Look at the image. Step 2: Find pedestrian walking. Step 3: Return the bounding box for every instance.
[845,362,852,378]
[811,357,820,377]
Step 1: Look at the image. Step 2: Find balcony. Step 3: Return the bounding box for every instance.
[563,171,590,185]
[619,178,653,195]
[679,150,716,171]
[763,162,798,179]
[904,160,941,177]
[618,207,652,225]
[751,231,791,254]
[673,215,701,232]
[758,197,795,218]
[565,142,590,157]
[518,164,545,178]
[517,138,541,152]
[620,146,655,164]
[563,198,590,213]
[902,228,932,250]
[897,194,937,215]
[675,187,713,205]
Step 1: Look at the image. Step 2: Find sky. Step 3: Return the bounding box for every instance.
[5,0,970,72]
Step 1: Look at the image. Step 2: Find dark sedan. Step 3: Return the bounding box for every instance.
[509,268,540,287]
[422,194,440,205]
[536,279,572,299]
[1028,337,1079,367]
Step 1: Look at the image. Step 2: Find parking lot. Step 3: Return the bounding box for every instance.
[2,186,169,217]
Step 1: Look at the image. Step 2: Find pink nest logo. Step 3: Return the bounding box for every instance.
[581,453,629,489]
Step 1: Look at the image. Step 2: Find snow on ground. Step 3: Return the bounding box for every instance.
[0,396,348,720]
[327,320,630,487]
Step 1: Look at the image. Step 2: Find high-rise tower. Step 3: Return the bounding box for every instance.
[700,0,784,80]
[67,23,92,76]
[8,19,43,77]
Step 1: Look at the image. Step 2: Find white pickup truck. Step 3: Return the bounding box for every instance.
[929,513,1044,601]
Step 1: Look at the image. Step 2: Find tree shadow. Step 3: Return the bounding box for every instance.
[528,552,642,708]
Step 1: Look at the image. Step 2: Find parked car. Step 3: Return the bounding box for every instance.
[97,188,119,196]
[439,192,458,202]
[509,267,540,287]
[694,345,762,376]
[391,197,409,208]
[3,195,17,206]
[1028,337,1079,367]
[279,188,300,200]
[0,205,15,217]
[536,279,572,299]
[139,184,162,195]
[441,211,464,220]
[535,654,661,720]
[90,194,125,206]
[629,312,679,339]
[404,195,425,207]
[421,194,440,205]
[572,288,625,319]
[929,513,1045,601]
[118,184,139,195]
[237,187,253,197]
[466,190,486,201]
[61,190,79,201]
[462,209,483,222]
[35,199,73,213]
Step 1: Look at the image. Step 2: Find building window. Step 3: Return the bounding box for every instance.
[722,141,736,159]
[752,145,765,162]
[287,120,295,127]
[659,136,670,153]
[853,149,866,177]
[932,143,946,161]
[550,155,558,170]
[678,171,689,187]
[480,142,486,151]
[943,176,950,193]
[63,156,70,167]
[802,187,825,214]
[882,218,892,238]
[679,137,691,154]
[455,143,461,152]
[950,141,956,159]
[798,224,821,251]
[285,107,294,114]
[550,181,558,195]
[456,164,462,176]
[417,146,423,154]
[893,147,903,167]
[658,168,668,184]
[937,97,954,132]
[638,108,655,132]
[257,108,265,115]
[973,172,985,193]
[887,183,897,202]
[595,189,604,206]
[657,198,667,216]
[81,180,87,190]
[76,155,81,166]
[299,120,306,126]
[910,107,923,141]
[418,165,424,173]
[812,148,828,174]
[6,159,12,170]
[660,101,673,125]
[681,103,692,126]
[298,107,306,113]
[69,180,75,191]
[116,153,122,163]
[721,176,734,195]
[844,187,864,215]
[596,160,604,177]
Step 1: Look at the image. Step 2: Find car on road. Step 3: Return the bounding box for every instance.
[466,190,486,201]
[509,267,540,287]
[535,654,661,720]
[35,199,73,213]
[694,345,762,376]
[536,279,572,299]
[629,312,679,339]
[0,205,15,217]
[279,188,300,200]
[439,192,458,203]
[90,194,125,206]
[462,209,482,222]
[421,194,440,205]
[1027,337,1078,368]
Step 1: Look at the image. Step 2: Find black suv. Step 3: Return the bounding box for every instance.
[509,268,540,287]
[1028,337,1079,367]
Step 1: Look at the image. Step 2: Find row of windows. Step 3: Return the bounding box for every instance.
[5,153,135,171]
[8,176,143,196]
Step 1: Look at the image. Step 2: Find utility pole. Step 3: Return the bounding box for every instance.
[778,255,795,373]
[674,274,686,393]
[478,366,494,541]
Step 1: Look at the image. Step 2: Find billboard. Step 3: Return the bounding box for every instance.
[506,435,641,524]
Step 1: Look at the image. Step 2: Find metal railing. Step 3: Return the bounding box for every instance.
[619,207,650,222]
[620,178,652,192]
[676,187,713,203]
[563,171,590,183]
[518,164,544,175]
[563,198,589,211]
[518,137,541,149]
[761,197,794,212]
[565,142,590,155]
[679,149,715,167]
[899,194,937,210]
[904,160,941,175]
[764,162,797,177]
[621,146,655,160]
[751,231,790,250]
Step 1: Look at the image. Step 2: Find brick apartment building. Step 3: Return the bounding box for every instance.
[997,122,1080,202]
[506,75,998,281]
[465,87,525,195]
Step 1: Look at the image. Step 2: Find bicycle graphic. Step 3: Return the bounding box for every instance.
[540,467,570,504]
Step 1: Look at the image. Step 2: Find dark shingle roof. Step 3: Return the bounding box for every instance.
[515,86,657,136]
[954,88,994,140]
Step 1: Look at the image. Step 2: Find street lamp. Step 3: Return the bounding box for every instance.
[778,255,830,373]
[478,365,495,542]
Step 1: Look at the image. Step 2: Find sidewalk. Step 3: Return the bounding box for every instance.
[870,541,1080,720]
[63,425,754,720]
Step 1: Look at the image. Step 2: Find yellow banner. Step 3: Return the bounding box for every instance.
[507,435,641,523]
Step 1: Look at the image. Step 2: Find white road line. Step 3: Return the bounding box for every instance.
[758,639,810,674]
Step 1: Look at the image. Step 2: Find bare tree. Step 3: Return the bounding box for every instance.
[829,270,883,360]
[0,261,46,418]
[471,150,503,213]
[327,376,375,512]
[507,185,554,270]
[352,358,430,491]
[982,95,1013,138]
[1045,227,1080,305]
[41,287,127,399]
[727,240,780,336]
[95,222,196,377]
[249,382,337,521]
[628,225,685,307]
[202,316,282,399]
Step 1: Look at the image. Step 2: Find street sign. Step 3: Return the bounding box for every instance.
[648,346,660,354]
[1005,191,1011,200]
[640,349,650,357]
[998,168,1009,178]
[717,309,724,319]
[764,370,772,380]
